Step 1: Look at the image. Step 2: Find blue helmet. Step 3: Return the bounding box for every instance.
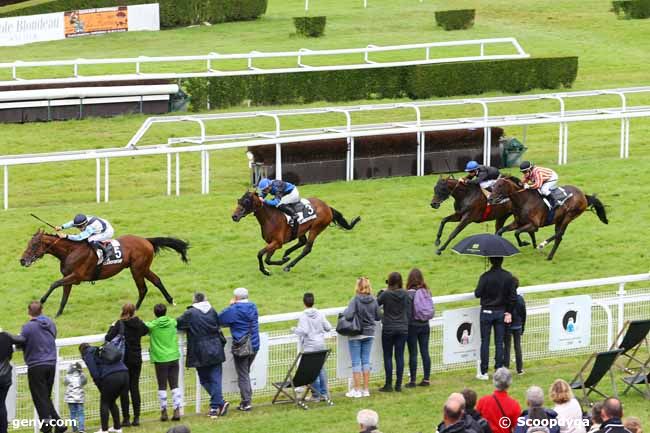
[465,161,480,172]
[73,214,88,227]
[257,178,272,191]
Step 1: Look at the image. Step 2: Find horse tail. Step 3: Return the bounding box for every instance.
[586,195,608,224]
[329,207,361,230]
[147,237,190,263]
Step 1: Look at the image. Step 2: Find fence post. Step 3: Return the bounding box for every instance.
[176,153,180,196]
[617,282,626,338]
[275,144,282,180]
[167,153,172,196]
[195,370,201,414]
[3,166,8,210]
[54,348,61,413]
[104,158,109,203]
[95,158,101,203]
[178,333,185,414]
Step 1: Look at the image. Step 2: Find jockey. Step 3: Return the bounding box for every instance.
[257,178,301,238]
[460,160,501,194]
[55,214,114,258]
[520,161,562,207]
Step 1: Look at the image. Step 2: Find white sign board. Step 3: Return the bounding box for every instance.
[443,307,481,364]
[549,295,592,351]
[221,332,269,393]
[5,364,16,422]
[336,323,383,379]
[0,12,64,46]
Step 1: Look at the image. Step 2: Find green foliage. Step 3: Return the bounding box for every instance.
[293,16,327,37]
[183,57,578,111]
[434,9,475,30]
[611,0,650,18]
[0,0,268,27]
[0,0,29,6]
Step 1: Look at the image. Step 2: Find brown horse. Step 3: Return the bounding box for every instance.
[430,176,516,255]
[232,191,360,275]
[488,177,608,260]
[20,230,189,316]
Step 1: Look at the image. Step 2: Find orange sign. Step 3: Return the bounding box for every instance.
[64,6,128,37]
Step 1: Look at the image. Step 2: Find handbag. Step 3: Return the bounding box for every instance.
[231,321,254,358]
[99,320,125,364]
[336,298,362,337]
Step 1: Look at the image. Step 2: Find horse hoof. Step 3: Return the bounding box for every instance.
[282,257,290,263]
[40,297,47,304]
[283,266,291,272]
[435,249,443,256]
[537,242,547,250]
[261,269,271,276]
[171,300,177,306]
[434,239,441,246]
[520,242,530,247]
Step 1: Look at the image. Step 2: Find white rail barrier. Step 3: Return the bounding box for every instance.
[7,273,650,431]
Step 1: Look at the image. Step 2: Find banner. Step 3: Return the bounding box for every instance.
[336,323,384,379]
[64,7,128,38]
[221,332,269,393]
[549,295,592,351]
[0,12,63,46]
[442,307,481,365]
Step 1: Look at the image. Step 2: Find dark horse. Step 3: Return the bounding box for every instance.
[232,191,360,275]
[488,177,608,260]
[20,230,189,316]
[430,176,515,255]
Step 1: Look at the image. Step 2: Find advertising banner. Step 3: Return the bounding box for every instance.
[222,332,269,393]
[442,307,481,365]
[64,6,128,38]
[549,295,592,351]
[336,323,384,379]
[0,12,64,46]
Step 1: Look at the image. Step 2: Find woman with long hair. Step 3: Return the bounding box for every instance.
[405,268,433,387]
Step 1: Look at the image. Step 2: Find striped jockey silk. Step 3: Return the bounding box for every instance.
[524,166,557,189]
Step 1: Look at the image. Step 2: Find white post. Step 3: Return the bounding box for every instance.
[416,133,421,176]
[625,118,630,158]
[364,0,368,8]
[177,334,185,414]
[305,0,308,11]
[96,158,101,203]
[620,120,626,159]
[104,158,109,202]
[563,124,568,164]
[195,370,201,414]
[617,282,626,338]
[205,151,210,194]
[420,132,426,175]
[3,166,7,210]
[558,124,564,165]
[54,348,60,412]
[200,151,206,194]
[275,143,282,180]
[485,127,492,166]
[349,137,355,181]
[167,153,172,196]
[175,153,180,196]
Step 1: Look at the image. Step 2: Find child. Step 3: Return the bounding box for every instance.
[504,277,526,375]
[292,292,332,403]
[64,362,87,433]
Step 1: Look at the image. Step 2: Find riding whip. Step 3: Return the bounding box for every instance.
[30,213,58,230]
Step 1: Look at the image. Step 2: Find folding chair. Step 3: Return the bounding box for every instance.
[272,349,331,409]
[610,319,650,373]
[569,349,623,405]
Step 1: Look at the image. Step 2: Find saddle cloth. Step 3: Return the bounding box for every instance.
[541,186,573,210]
[95,240,123,266]
[284,199,317,225]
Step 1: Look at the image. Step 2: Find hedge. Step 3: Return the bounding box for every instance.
[0,0,268,27]
[435,9,475,30]
[0,0,30,6]
[612,0,650,18]
[293,16,326,37]
[183,56,578,111]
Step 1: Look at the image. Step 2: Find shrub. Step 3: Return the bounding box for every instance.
[0,0,268,28]
[434,9,475,31]
[182,56,578,111]
[612,0,650,18]
[293,16,326,37]
[0,0,30,6]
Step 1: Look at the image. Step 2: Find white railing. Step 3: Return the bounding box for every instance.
[7,273,650,431]
[0,38,528,84]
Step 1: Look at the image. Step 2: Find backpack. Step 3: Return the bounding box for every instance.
[412,288,435,321]
[99,321,125,364]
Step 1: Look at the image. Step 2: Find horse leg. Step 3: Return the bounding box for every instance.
[130,268,148,310]
[257,246,272,276]
[55,285,72,317]
[496,221,519,237]
[494,215,508,234]
[435,213,461,247]
[283,230,321,272]
[528,231,537,249]
[436,217,471,255]
[145,270,175,306]
[41,273,78,304]
[546,221,569,261]
[282,235,307,261]
[514,223,537,248]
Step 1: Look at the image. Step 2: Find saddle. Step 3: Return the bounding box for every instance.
[93,240,123,266]
[541,187,573,210]
[284,199,317,225]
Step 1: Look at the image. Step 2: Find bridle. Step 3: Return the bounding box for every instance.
[29,234,62,261]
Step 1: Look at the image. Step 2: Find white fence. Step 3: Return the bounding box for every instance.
[6,273,650,431]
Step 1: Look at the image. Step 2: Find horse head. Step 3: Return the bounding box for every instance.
[487,177,518,205]
[20,229,51,267]
[232,190,262,222]
[431,176,457,209]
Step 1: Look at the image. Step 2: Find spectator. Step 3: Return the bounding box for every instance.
[20,301,66,433]
[377,272,410,392]
[0,327,24,433]
[588,403,604,433]
[437,393,474,433]
[292,292,332,402]
[598,398,632,433]
[462,388,493,433]
[176,292,229,419]
[357,409,382,433]
[220,287,260,412]
[343,277,380,398]
[550,379,586,433]
[515,386,560,433]
[166,427,191,433]
[405,268,433,388]
[623,418,642,433]
[474,257,517,380]
[447,392,482,433]
[63,362,86,433]
[476,368,521,433]
[504,277,526,375]
[79,342,128,433]
[146,304,182,422]
[104,303,148,427]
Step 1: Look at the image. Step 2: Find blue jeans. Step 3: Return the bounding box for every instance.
[311,367,328,398]
[381,332,408,387]
[68,403,85,432]
[197,365,225,410]
[348,337,374,373]
[480,309,505,374]
[407,325,431,382]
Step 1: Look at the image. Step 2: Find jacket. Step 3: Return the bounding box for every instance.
[597,419,632,433]
[220,301,260,352]
[343,294,380,337]
[261,180,296,206]
[81,346,128,385]
[105,316,149,365]
[176,301,226,368]
[145,316,180,363]
[63,364,87,403]
[438,420,477,433]
[477,390,522,433]
[467,166,501,185]
[553,399,586,433]
[0,331,25,386]
[468,409,493,433]
[62,216,112,242]
[293,308,332,352]
[407,288,431,328]
[474,267,518,313]
[515,408,561,433]
[20,315,57,368]
[508,295,527,332]
[377,288,411,335]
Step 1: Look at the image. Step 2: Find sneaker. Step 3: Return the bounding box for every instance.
[108,429,122,433]
[517,370,525,375]
[362,389,370,397]
[476,373,489,381]
[219,401,230,417]
[378,385,393,392]
[208,408,220,419]
[418,380,431,387]
[345,389,362,398]
[405,382,417,388]
[237,402,252,412]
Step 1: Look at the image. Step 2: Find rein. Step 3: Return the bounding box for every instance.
[40,236,63,257]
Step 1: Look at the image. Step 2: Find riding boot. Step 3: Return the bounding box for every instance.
[89,241,108,280]
[278,204,299,240]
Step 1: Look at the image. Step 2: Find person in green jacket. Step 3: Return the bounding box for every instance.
[146,304,182,422]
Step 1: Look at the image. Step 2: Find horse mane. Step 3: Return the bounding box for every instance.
[502,175,523,187]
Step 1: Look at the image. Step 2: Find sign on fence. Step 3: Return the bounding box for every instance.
[442,307,481,365]
[335,324,383,379]
[64,7,129,38]
[549,295,592,351]
[222,333,269,393]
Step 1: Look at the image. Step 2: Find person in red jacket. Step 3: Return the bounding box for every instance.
[476,368,522,433]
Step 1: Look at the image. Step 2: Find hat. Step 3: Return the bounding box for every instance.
[233,287,249,299]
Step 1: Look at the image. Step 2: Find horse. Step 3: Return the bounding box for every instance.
[488,176,608,260]
[232,191,361,275]
[20,230,189,316]
[430,176,516,255]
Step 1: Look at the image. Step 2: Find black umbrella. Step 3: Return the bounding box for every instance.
[452,233,520,257]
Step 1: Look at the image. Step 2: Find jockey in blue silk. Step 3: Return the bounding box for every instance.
[55,214,115,258]
[257,178,301,238]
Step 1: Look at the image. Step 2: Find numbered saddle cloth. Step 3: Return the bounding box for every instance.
[285,199,317,225]
[96,240,124,265]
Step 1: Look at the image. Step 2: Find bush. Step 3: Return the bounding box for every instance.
[0,0,268,28]
[434,9,475,30]
[182,56,578,111]
[293,16,326,37]
[0,0,30,6]
[612,0,650,18]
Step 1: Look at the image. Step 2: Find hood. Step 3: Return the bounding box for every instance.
[304,307,320,319]
[382,288,409,300]
[35,315,53,329]
[357,294,376,304]
[151,316,175,328]
[123,316,143,329]
[192,301,212,314]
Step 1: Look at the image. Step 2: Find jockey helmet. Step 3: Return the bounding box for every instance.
[465,160,480,172]
[257,178,272,191]
[519,161,534,172]
[73,214,88,227]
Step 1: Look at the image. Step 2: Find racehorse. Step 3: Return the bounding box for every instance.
[488,176,608,260]
[430,176,516,255]
[20,230,189,316]
[232,191,360,275]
